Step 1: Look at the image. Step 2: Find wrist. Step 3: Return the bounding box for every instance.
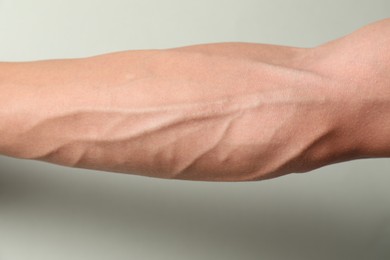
[307,62,390,166]
[347,87,390,158]
[0,86,20,156]
[307,18,390,162]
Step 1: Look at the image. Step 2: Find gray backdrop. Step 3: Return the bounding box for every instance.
[0,0,389,259]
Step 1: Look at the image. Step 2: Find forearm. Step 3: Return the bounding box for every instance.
[0,45,327,181]
[0,19,389,181]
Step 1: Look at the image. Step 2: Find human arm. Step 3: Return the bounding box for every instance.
[0,19,389,181]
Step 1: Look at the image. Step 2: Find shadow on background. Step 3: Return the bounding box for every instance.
[1,155,389,260]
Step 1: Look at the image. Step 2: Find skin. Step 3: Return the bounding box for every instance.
[0,18,389,181]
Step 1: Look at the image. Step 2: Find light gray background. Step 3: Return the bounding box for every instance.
[0,0,389,259]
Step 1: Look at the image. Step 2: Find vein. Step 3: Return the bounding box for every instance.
[170,111,240,180]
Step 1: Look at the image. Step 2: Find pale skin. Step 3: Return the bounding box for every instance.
[0,18,389,181]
